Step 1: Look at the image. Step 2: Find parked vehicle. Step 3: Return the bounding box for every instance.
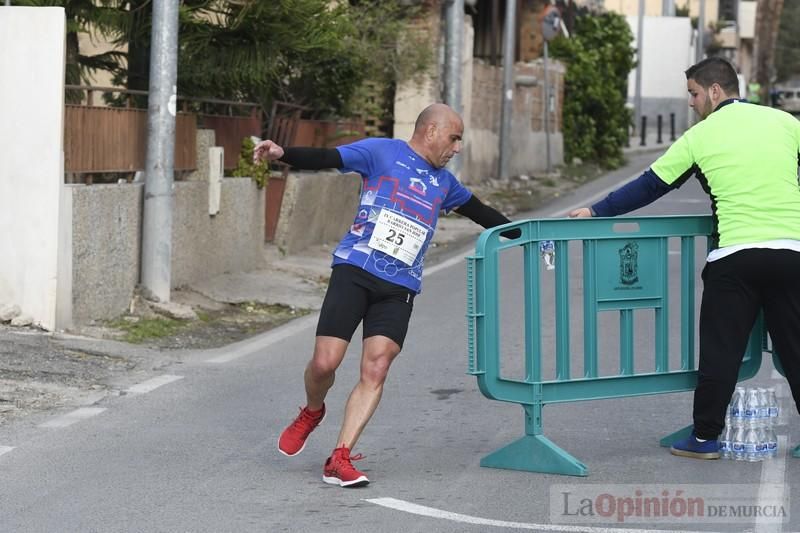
[775,85,800,114]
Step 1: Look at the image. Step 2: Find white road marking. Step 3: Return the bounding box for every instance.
[427,167,650,278]
[126,374,184,395]
[5,330,42,337]
[38,407,106,428]
[0,446,15,457]
[364,497,719,533]
[205,313,319,363]
[426,250,472,276]
[755,435,789,533]
[80,391,108,406]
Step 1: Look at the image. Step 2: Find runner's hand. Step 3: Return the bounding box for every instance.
[569,207,592,218]
[253,140,284,164]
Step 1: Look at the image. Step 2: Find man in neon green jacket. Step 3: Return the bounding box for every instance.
[571,57,800,460]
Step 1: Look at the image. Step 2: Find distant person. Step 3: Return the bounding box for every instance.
[748,80,761,104]
[770,86,782,108]
[253,103,520,486]
[569,57,800,460]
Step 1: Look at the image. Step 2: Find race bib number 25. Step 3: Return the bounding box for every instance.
[368,209,429,265]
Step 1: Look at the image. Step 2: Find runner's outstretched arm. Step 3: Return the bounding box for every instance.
[278,147,343,170]
[455,195,521,239]
[255,140,520,238]
[253,139,342,170]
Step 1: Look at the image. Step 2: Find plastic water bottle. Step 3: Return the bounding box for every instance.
[539,240,555,270]
[744,388,760,426]
[744,426,760,461]
[724,387,745,460]
[765,426,778,458]
[767,387,780,425]
[720,417,734,459]
[732,425,746,461]
[730,386,746,423]
[757,388,770,422]
[756,426,769,460]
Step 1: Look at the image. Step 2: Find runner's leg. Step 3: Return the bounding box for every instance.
[305,336,349,411]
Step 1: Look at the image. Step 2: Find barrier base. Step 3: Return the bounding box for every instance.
[659,424,693,448]
[793,444,800,458]
[480,435,588,476]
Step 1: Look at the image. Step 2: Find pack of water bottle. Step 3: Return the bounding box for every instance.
[720,386,780,461]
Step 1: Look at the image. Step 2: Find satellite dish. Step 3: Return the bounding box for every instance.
[541,5,561,42]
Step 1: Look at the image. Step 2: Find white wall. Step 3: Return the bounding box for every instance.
[0,7,69,330]
[738,1,756,39]
[626,15,694,133]
[627,16,694,100]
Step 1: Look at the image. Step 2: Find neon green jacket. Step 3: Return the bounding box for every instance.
[650,100,800,248]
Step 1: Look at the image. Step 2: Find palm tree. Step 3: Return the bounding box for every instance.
[14,0,428,117]
[175,0,365,113]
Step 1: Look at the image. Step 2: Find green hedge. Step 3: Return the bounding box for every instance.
[550,13,635,168]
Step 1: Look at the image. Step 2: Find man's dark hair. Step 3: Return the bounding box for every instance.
[685,57,740,95]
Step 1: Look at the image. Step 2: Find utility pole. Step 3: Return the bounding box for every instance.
[696,0,705,63]
[141,0,179,302]
[662,0,675,16]
[444,0,464,176]
[543,40,551,174]
[634,0,644,137]
[540,5,562,175]
[498,0,517,180]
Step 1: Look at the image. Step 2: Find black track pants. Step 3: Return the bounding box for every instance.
[693,248,800,439]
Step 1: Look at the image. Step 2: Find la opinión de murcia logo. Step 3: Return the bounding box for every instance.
[551,485,789,525]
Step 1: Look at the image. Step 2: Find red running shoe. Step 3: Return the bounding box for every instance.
[278,404,325,457]
[322,445,369,487]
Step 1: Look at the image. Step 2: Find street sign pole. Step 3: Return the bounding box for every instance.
[543,40,551,173]
[540,5,561,174]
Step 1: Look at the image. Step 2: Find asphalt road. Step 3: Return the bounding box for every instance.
[0,152,797,533]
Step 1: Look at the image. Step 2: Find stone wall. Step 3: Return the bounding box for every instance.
[465,59,565,183]
[272,171,361,256]
[393,3,565,186]
[70,178,264,323]
[71,183,142,323]
[172,178,264,288]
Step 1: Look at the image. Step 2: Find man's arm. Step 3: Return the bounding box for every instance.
[570,169,674,218]
[279,147,343,170]
[253,140,343,170]
[590,169,674,216]
[571,132,699,218]
[454,195,521,239]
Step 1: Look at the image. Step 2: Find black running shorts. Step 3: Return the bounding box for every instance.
[316,264,416,348]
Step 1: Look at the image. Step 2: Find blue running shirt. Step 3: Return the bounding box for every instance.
[333,138,472,293]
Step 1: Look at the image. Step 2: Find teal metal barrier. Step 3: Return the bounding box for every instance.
[466,215,767,476]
